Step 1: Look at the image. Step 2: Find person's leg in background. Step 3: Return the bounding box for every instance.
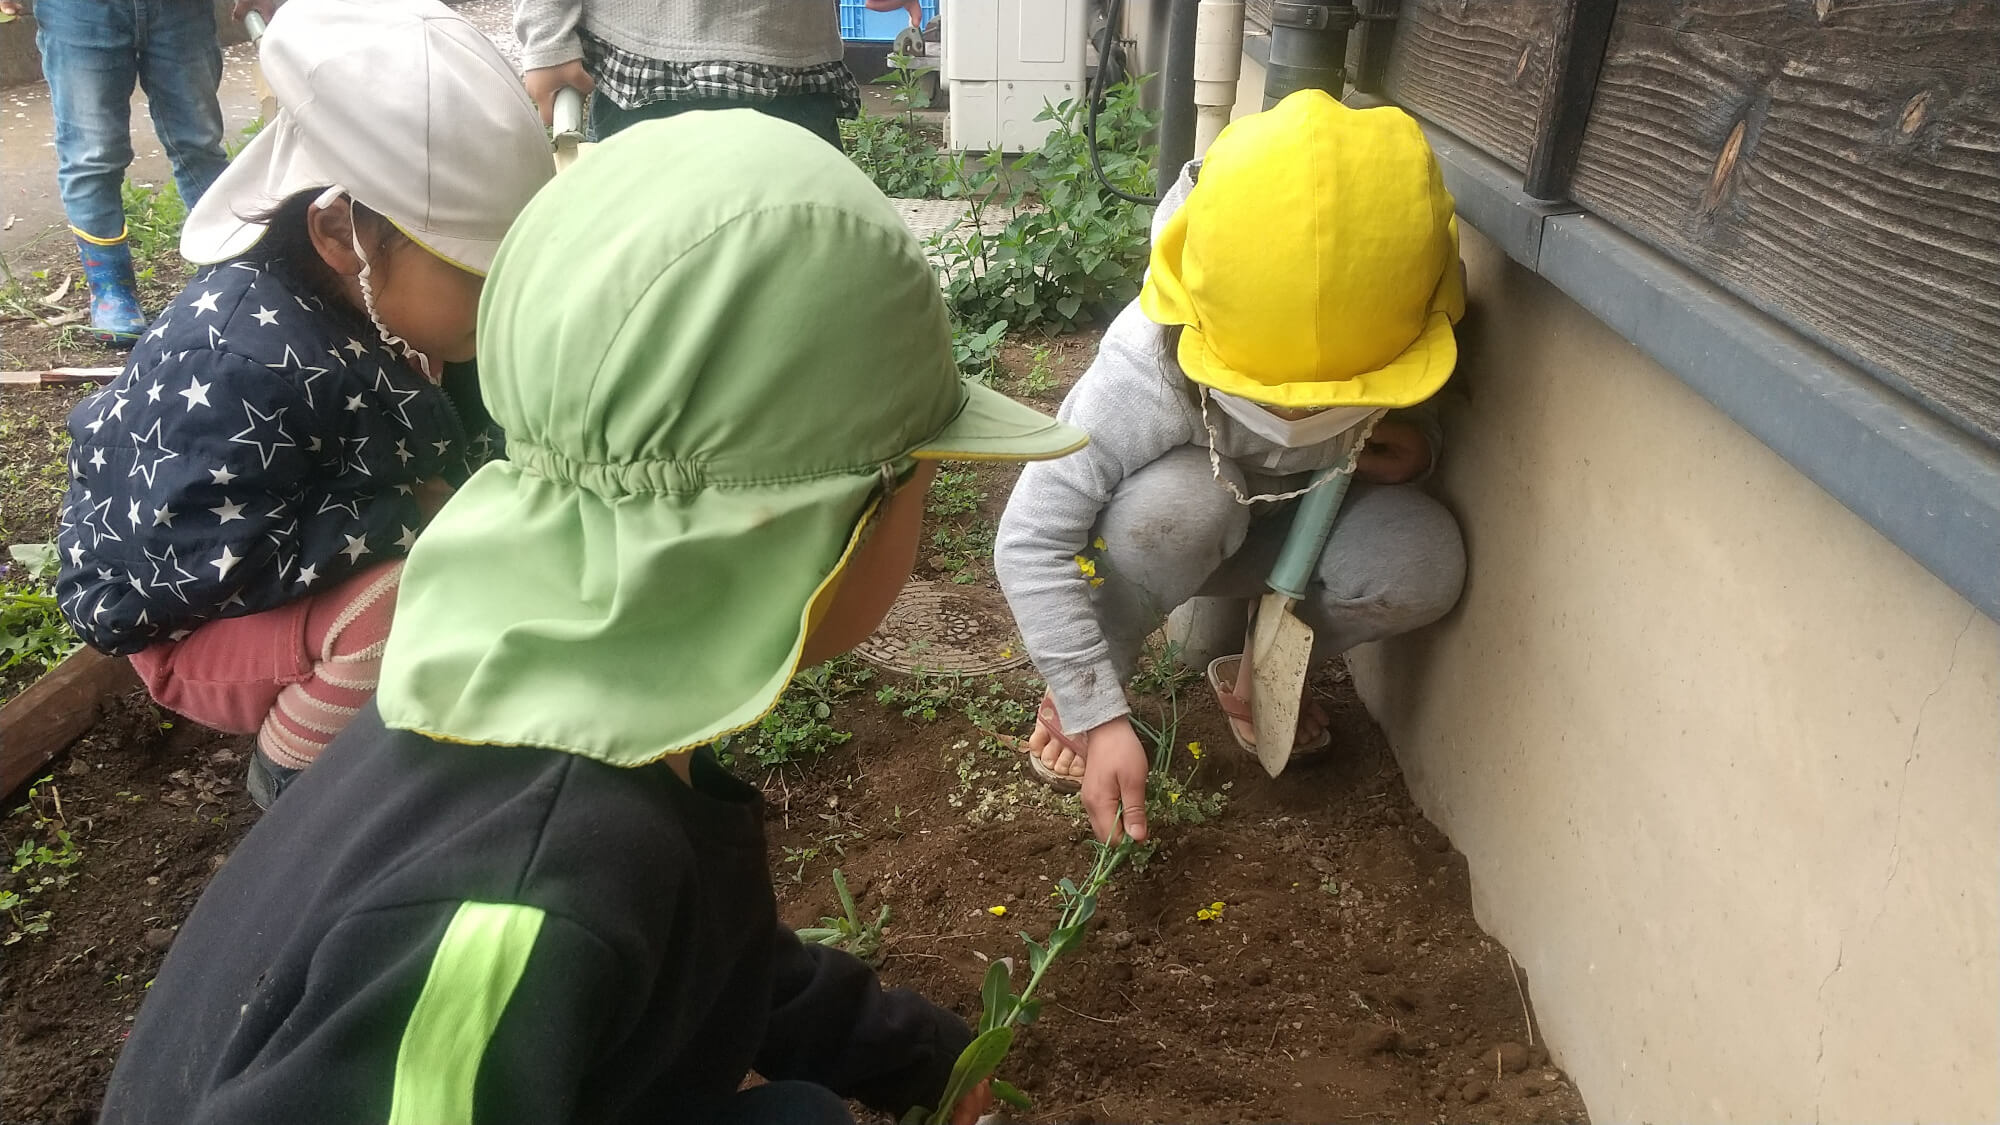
[588,90,844,150]
[136,0,229,210]
[34,0,148,343]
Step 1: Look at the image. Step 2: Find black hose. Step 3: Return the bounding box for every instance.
[1088,0,1168,205]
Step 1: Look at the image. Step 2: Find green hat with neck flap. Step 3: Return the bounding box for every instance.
[377,109,1085,765]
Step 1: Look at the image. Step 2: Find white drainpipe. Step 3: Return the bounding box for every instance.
[1192,0,1246,156]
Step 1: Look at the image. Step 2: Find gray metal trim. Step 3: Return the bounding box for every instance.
[1409,114,2000,620]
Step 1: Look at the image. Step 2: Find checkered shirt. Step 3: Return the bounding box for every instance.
[580,30,862,118]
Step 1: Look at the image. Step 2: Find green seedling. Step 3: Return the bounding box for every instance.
[903,831,1135,1124]
[795,869,890,966]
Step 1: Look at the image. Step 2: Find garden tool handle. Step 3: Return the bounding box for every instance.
[244,10,267,39]
[1268,467,1353,602]
[552,87,586,143]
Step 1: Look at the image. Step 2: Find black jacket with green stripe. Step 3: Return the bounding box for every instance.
[99,705,972,1123]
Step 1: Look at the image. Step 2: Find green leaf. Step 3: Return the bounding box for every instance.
[1056,294,1082,320]
[832,869,859,925]
[1013,996,1043,1026]
[925,1026,1015,1125]
[992,1079,1033,1110]
[978,958,1012,1034]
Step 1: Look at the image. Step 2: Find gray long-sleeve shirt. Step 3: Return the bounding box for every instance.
[512,0,842,72]
[993,166,1444,735]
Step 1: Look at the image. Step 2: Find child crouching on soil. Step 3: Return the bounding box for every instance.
[995,91,1468,844]
[53,0,551,808]
[98,110,1086,1124]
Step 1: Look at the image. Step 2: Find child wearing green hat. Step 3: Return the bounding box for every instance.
[995,90,1468,844]
[98,109,1085,1125]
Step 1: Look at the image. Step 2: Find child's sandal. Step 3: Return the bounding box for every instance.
[1206,654,1333,762]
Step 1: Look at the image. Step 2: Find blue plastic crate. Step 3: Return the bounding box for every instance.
[839,0,938,42]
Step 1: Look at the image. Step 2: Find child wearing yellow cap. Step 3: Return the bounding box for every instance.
[995,90,1468,843]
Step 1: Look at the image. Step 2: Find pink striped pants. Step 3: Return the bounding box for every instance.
[129,562,400,770]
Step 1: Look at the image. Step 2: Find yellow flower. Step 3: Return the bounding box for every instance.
[1195,900,1227,923]
[1073,555,1097,578]
[987,905,1007,916]
[1168,791,1180,804]
[1211,901,1225,910]
[1093,536,1107,551]
[1088,576,1104,588]
[999,647,1014,659]
[1187,741,1203,760]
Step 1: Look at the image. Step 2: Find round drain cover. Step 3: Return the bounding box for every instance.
[855,581,1030,675]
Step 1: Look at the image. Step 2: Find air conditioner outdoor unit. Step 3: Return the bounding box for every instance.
[942,0,1089,152]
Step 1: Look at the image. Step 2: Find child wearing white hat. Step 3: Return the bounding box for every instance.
[53,0,554,809]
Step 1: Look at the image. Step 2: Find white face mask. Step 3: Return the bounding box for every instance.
[1208,389,1377,448]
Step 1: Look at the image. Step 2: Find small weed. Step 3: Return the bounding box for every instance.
[795,868,891,965]
[1016,344,1058,396]
[924,466,993,583]
[122,179,188,264]
[2,544,82,696]
[841,54,944,198]
[3,774,83,945]
[716,657,874,775]
[1129,637,1199,699]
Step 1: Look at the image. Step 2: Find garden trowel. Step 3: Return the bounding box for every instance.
[552,87,591,172]
[1244,464,1355,778]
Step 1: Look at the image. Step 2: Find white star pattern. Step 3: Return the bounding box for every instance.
[206,325,227,349]
[432,439,452,456]
[210,465,238,485]
[393,439,413,464]
[266,346,331,410]
[341,435,372,477]
[395,525,417,551]
[127,418,180,488]
[85,411,106,434]
[344,392,367,412]
[223,590,247,609]
[146,317,171,341]
[229,400,296,469]
[146,381,163,404]
[297,563,320,587]
[180,377,213,410]
[67,542,85,567]
[316,495,363,520]
[129,573,147,595]
[88,448,107,471]
[344,338,368,358]
[106,394,128,421]
[81,496,123,548]
[307,436,323,453]
[211,497,246,523]
[152,505,176,527]
[253,306,280,327]
[372,368,423,429]
[127,498,143,529]
[340,533,370,564]
[190,290,222,316]
[145,545,199,603]
[210,545,242,579]
[227,261,262,275]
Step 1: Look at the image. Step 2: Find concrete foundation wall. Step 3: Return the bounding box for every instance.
[1222,54,2000,1124]
[1358,224,2000,1122]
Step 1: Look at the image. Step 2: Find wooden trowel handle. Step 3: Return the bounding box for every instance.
[1268,466,1353,601]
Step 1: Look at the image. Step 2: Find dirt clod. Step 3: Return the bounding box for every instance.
[1350,1024,1403,1058]
[1109,929,1135,950]
[1462,1079,1492,1104]
[1358,949,1396,974]
[1491,1041,1531,1073]
[142,928,176,953]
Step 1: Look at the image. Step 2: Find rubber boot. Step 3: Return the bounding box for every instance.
[74,229,148,346]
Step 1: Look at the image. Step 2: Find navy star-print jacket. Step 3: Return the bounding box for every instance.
[56,258,499,656]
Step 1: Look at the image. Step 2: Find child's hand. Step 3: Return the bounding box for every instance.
[524,61,596,126]
[1081,717,1149,844]
[948,1077,995,1125]
[1355,419,1430,485]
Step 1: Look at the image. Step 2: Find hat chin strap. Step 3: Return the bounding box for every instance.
[314,186,433,380]
[1197,387,1381,505]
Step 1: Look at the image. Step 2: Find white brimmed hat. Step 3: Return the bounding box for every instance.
[181,0,552,275]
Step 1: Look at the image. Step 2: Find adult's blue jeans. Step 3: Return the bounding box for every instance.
[34,0,229,241]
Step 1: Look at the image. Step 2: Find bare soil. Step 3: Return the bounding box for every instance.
[0,326,1587,1124]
